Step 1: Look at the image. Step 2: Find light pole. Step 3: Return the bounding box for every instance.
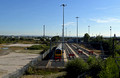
[49,38,52,58]
[110,26,112,38]
[43,25,45,37]
[69,31,71,37]
[66,27,67,37]
[88,25,90,35]
[61,4,66,53]
[76,17,79,44]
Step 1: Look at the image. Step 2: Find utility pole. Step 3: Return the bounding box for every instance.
[43,25,45,37]
[76,17,79,44]
[61,4,66,53]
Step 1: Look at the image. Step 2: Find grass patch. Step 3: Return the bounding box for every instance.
[25,66,64,75]
[9,46,25,50]
[21,72,66,78]
[27,44,49,50]
[13,50,43,54]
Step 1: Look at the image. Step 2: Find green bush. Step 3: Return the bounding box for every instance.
[65,53,120,78]
[65,58,88,78]
[98,55,119,78]
[87,56,103,78]
[27,44,49,50]
[26,66,62,75]
[26,66,36,74]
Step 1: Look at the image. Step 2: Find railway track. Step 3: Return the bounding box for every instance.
[36,43,99,68]
[73,43,98,57]
[67,43,88,61]
[65,43,76,60]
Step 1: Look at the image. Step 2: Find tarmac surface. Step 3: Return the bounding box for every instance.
[0,52,39,78]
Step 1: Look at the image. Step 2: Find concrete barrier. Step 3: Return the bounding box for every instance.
[2,48,51,78]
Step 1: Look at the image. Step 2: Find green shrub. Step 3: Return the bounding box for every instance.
[26,66,36,74]
[98,55,119,78]
[87,56,103,78]
[26,66,62,75]
[27,44,49,50]
[65,58,88,78]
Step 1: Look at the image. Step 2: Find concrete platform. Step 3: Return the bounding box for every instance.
[0,53,39,78]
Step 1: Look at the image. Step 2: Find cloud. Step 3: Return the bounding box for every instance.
[90,18,120,23]
[64,22,75,26]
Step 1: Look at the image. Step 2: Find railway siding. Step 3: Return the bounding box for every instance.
[80,46,99,57]
[71,44,89,57]
[66,43,79,58]
[68,43,88,61]
[74,44,99,57]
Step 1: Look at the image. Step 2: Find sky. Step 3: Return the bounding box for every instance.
[0,0,120,37]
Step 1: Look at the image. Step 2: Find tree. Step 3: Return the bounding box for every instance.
[87,56,103,78]
[83,33,90,42]
[66,58,88,78]
[99,55,120,78]
[51,36,60,42]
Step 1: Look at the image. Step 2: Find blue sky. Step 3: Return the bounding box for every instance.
[0,0,120,37]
